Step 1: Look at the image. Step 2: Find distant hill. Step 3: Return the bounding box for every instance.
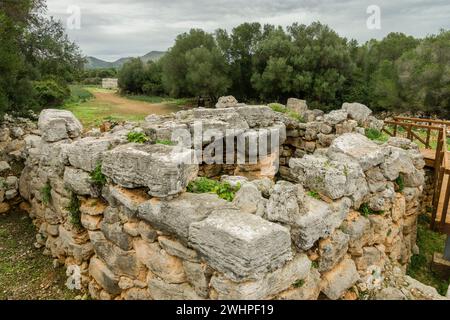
[85,51,166,69]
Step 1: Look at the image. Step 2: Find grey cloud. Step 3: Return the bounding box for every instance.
[46,0,450,61]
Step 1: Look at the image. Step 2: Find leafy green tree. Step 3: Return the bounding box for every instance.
[185,47,231,100]
[287,22,356,110]
[118,58,146,94]
[142,61,164,96]
[161,29,218,97]
[0,0,84,115]
[216,23,262,100]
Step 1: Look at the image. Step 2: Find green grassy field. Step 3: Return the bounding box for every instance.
[407,215,450,296]
[64,86,184,127]
[125,94,194,106]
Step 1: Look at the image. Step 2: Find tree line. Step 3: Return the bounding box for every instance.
[0,0,85,116]
[119,23,450,117]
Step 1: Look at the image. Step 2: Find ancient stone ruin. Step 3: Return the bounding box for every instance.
[0,99,448,300]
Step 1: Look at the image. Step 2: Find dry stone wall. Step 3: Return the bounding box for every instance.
[1,100,447,300]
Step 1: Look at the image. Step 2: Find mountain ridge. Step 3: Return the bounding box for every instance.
[85,51,166,69]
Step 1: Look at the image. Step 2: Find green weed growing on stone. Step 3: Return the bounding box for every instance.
[359,203,384,217]
[41,183,52,205]
[293,279,305,288]
[268,103,286,113]
[396,175,405,192]
[67,192,83,230]
[307,191,321,200]
[187,177,241,202]
[90,163,107,187]
[127,131,149,144]
[365,128,383,141]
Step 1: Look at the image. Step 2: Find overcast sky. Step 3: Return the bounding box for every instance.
[46,0,450,61]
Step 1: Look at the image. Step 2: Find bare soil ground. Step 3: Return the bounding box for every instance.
[0,210,82,300]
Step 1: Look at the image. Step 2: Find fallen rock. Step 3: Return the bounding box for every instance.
[216,96,239,108]
[38,109,83,142]
[342,103,372,124]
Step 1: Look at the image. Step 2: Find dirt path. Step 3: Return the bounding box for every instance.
[92,91,182,116]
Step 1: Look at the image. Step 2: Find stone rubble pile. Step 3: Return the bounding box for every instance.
[1,98,448,300]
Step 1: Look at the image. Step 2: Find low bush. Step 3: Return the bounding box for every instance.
[90,163,107,187]
[127,131,149,144]
[67,192,83,229]
[41,183,52,205]
[187,177,241,202]
[33,80,70,107]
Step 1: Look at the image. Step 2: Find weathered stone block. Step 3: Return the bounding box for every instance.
[64,167,92,196]
[189,209,292,281]
[138,193,231,243]
[89,231,141,278]
[101,221,134,251]
[134,240,186,284]
[210,254,311,300]
[147,278,202,300]
[67,137,115,172]
[328,133,388,171]
[102,144,198,197]
[183,261,213,298]
[342,102,372,124]
[321,259,360,300]
[38,109,83,142]
[89,257,121,295]
[318,230,350,272]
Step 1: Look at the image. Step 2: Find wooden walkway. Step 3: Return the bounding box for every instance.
[421,148,450,233]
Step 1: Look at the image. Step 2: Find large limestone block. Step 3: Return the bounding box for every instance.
[318,230,350,272]
[216,96,239,108]
[63,167,92,196]
[291,198,351,251]
[286,98,308,116]
[189,209,293,281]
[147,278,202,300]
[324,110,348,126]
[38,109,83,142]
[277,269,321,300]
[89,231,141,278]
[289,154,369,206]
[89,256,121,295]
[138,193,232,243]
[102,144,198,197]
[235,105,277,128]
[321,259,360,300]
[67,137,115,172]
[342,102,372,124]
[328,133,389,171]
[210,254,311,300]
[134,240,186,284]
[266,181,308,225]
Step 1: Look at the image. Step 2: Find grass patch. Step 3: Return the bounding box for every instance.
[358,203,384,217]
[307,191,321,200]
[187,177,241,202]
[127,131,149,144]
[67,193,83,230]
[365,128,389,142]
[67,85,94,104]
[407,214,450,296]
[268,103,286,113]
[41,183,52,205]
[90,163,107,188]
[268,103,305,123]
[125,95,193,106]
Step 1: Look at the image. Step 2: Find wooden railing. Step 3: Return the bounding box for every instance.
[382,117,450,234]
